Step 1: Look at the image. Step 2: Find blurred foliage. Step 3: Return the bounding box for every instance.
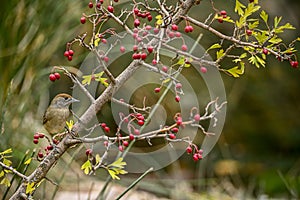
[0,0,300,199]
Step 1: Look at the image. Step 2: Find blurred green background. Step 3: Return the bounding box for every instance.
[0,0,300,199]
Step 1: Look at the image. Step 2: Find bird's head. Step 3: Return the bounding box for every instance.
[50,93,79,108]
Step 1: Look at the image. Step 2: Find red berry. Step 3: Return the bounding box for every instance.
[33,139,39,144]
[147,15,152,22]
[154,87,161,93]
[101,38,107,44]
[49,74,56,82]
[175,32,181,37]
[133,45,138,51]
[134,19,140,27]
[123,141,129,147]
[194,114,201,121]
[86,149,93,156]
[88,2,93,8]
[118,145,124,152]
[134,129,140,135]
[193,153,199,161]
[262,48,269,55]
[169,133,176,139]
[184,26,190,33]
[96,2,101,8]
[64,50,70,57]
[290,61,299,68]
[103,141,108,147]
[218,18,223,23]
[54,72,60,80]
[133,8,139,14]
[168,31,175,38]
[186,146,193,154]
[175,95,180,102]
[175,83,182,89]
[171,24,178,31]
[67,55,73,61]
[197,153,203,160]
[147,46,154,53]
[220,10,227,16]
[171,127,179,133]
[68,49,74,56]
[103,56,109,62]
[38,133,45,138]
[129,133,135,140]
[246,29,252,36]
[104,126,110,133]
[33,134,40,139]
[137,120,144,126]
[120,46,126,53]
[152,59,157,65]
[200,66,207,73]
[80,16,86,24]
[145,25,152,30]
[141,52,147,60]
[53,139,59,145]
[47,145,53,150]
[38,152,44,158]
[101,123,107,128]
[249,0,254,2]
[107,5,114,13]
[162,66,168,73]
[114,0,119,2]
[176,117,182,126]
[153,28,160,34]
[181,44,188,51]
[132,53,141,60]
[188,25,194,32]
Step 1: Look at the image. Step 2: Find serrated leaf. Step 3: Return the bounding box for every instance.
[207,43,222,51]
[97,78,109,87]
[216,49,225,60]
[226,63,245,78]
[26,182,35,194]
[81,160,92,175]
[274,16,282,28]
[260,10,268,24]
[24,158,32,165]
[155,15,163,26]
[249,55,259,68]
[108,157,126,169]
[254,31,269,45]
[66,120,74,130]
[82,75,92,85]
[108,169,120,180]
[255,55,266,67]
[1,177,11,187]
[240,53,247,59]
[3,158,12,167]
[248,20,259,29]
[275,23,296,33]
[235,0,246,16]
[269,36,282,44]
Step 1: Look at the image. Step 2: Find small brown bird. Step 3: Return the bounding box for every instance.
[43,93,79,135]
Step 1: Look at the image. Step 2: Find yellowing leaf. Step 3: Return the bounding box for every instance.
[81,160,92,175]
[248,20,259,30]
[216,49,225,60]
[235,0,246,16]
[176,56,185,65]
[260,10,268,24]
[0,171,4,178]
[24,158,32,165]
[96,78,109,87]
[0,177,11,187]
[274,16,282,28]
[155,15,163,26]
[3,158,12,167]
[82,75,92,85]
[26,182,35,194]
[108,169,120,180]
[95,154,101,165]
[108,157,126,169]
[0,148,12,155]
[226,63,245,78]
[162,78,170,84]
[94,38,101,47]
[207,43,222,51]
[66,120,74,130]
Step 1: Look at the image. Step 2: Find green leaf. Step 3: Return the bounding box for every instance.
[81,160,92,175]
[269,36,282,44]
[108,157,126,169]
[240,53,247,59]
[235,0,246,16]
[248,20,259,30]
[3,158,12,167]
[254,31,269,45]
[275,23,296,33]
[274,16,282,28]
[260,10,268,24]
[176,56,185,65]
[216,49,225,60]
[255,55,266,67]
[0,171,4,178]
[207,43,222,51]
[226,63,245,78]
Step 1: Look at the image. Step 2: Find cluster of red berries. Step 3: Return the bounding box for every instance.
[63,49,74,61]
[49,72,61,82]
[33,132,45,144]
[186,146,203,161]
[133,7,153,25]
[101,123,111,133]
[33,132,57,159]
[290,60,299,68]
[168,126,180,139]
[217,10,227,23]
[135,113,145,126]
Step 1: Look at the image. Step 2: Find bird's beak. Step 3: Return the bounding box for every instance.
[70,97,80,103]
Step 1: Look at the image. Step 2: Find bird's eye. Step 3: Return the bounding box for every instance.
[64,97,69,100]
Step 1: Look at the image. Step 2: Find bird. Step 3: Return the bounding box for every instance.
[43,93,79,135]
